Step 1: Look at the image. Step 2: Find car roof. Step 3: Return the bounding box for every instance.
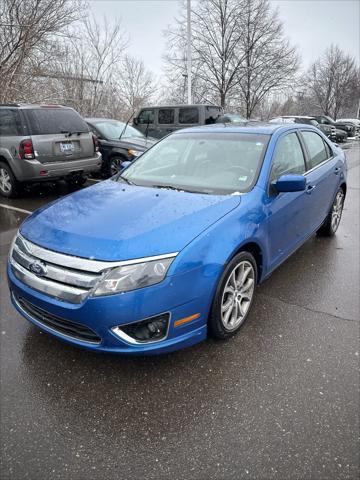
[0,103,74,109]
[85,118,123,122]
[173,123,308,135]
[274,115,316,119]
[137,104,221,109]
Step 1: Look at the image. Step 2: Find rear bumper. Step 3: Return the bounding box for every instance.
[13,153,102,182]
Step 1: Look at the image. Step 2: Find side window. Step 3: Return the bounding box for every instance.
[302,131,330,170]
[158,108,174,124]
[270,133,306,182]
[0,109,22,136]
[179,107,199,124]
[137,109,155,125]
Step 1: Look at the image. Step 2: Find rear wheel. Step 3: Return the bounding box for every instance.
[209,251,257,339]
[65,175,88,187]
[0,162,20,198]
[317,188,345,237]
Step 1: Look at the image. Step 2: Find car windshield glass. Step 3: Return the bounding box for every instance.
[94,120,144,139]
[120,132,270,195]
[27,108,89,135]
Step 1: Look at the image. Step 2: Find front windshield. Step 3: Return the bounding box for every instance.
[120,132,269,195]
[94,120,144,139]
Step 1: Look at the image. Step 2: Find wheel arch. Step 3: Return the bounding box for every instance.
[230,241,264,284]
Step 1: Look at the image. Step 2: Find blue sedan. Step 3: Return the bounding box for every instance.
[7,124,347,354]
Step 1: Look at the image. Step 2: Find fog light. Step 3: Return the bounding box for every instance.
[112,313,170,344]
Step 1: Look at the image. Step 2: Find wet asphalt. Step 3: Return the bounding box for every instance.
[0,144,359,480]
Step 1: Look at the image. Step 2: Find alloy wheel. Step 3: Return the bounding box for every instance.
[111,158,123,176]
[221,260,255,331]
[0,168,12,194]
[331,190,344,233]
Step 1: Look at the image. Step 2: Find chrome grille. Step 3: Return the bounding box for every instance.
[9,234,178,304]
[10,235,101,303]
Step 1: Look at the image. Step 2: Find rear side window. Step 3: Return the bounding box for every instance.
[302,131,330,169]
[179,107,199,124]
[137,109,155,125]
[0,109,22,136]
[270,133,306,182]
[158,108,174,124]
[26,108,89,135]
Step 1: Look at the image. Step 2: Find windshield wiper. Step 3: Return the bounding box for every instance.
[61,130,87,137]
[151,184,206,194]
[119,110,135,140]
[117,174,135,185]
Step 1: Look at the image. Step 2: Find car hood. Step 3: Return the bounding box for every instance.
[106,136,157,150]
[20,180,241,261]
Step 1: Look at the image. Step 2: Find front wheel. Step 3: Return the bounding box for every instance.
[317,188,345,237]
[209,251,257,339]
[110,156,127,176]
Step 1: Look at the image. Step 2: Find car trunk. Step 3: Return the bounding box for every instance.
[24,107,94,164]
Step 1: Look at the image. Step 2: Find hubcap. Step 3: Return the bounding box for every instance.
[0,168,12,194]
[331,191,344,232]
[221,260,255,331]
[111,159,123,175]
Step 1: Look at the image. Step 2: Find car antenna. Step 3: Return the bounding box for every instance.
[119,110,135,140]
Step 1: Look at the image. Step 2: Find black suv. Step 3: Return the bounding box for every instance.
[312,115,356,138]
[85,118,157,177]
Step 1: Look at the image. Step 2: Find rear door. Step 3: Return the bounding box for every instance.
[158,108,176,137]
[25,107,93,163]
[300,130,341,230]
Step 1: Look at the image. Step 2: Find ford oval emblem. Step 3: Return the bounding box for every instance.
[29,261,47,277]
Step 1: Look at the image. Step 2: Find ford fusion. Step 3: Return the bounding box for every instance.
[7,124,347,354]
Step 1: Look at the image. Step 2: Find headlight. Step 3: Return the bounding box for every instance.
[93,257,174,296]
[128,149,142,157]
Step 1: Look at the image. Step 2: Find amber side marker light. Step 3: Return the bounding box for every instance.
[174,313,201,328]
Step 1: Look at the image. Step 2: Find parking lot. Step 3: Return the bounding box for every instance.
[0,142,359,480]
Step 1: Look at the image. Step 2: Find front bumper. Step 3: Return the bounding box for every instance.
[13,152,102,182]
[7,262,210,355]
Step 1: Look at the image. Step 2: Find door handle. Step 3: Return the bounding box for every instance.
[334,167,340,175]
[306,184,316,194]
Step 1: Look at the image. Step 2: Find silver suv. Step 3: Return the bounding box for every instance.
[0,104,102,197]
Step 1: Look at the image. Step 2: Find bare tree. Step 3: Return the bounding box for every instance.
[0,0,83,101]
[306,45,359,119]
[163,0,298,113]
[236,0,299,118]
[164,0,246,108]
[116,55,157,118]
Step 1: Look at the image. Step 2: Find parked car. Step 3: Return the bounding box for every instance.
[0,103,102,198]
[8,123,347,354]
[85,117,157,177]
[269,116,337,141]
[215,113,248,124]
[133,104,222,139]
[313,115,357,138]
[336,118,360,138]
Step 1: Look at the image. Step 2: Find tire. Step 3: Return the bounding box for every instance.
[65,175,87,187]
[110,156,127,176]
[208,251,257,340]
[317,188,345,237]
[0,161,20,198]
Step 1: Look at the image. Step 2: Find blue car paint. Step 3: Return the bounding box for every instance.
[7,124,347,354]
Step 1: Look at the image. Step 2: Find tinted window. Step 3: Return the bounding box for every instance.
[302,131,329,169]
[0,109,22,136]
[179,107,199,124]
[137,109,155,125]
[158,109,174,124]
[270,133,305,182]
[26,108,88,135]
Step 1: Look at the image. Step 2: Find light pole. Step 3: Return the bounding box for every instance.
[187,0,192,105]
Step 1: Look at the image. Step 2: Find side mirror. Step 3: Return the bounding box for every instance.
[133,117,138,126]
[272,174,306,193]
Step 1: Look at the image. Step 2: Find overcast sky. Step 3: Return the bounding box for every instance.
[89,0,360,76]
